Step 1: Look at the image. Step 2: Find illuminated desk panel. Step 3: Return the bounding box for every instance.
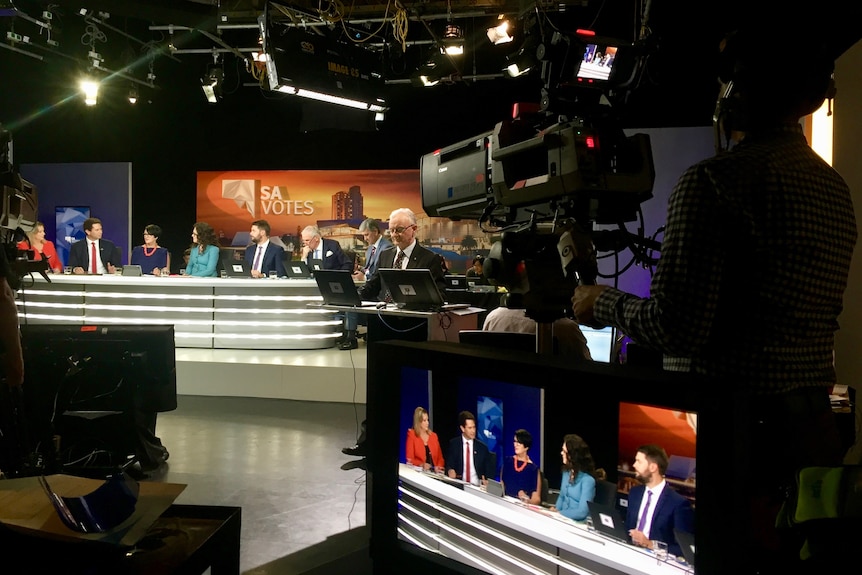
[16,275,340,350]
[399,464,691,575]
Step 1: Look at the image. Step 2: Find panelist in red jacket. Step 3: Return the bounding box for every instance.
[405,406,445,472]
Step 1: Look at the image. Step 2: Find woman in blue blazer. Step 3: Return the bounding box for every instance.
[552,434,597,521]
[186,222,220,277]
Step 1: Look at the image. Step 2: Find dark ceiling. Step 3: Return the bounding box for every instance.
[1,1,859,132]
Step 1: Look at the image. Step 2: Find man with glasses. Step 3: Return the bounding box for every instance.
[341,208,446,458]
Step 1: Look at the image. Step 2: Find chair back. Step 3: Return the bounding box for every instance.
[595,479,618,508]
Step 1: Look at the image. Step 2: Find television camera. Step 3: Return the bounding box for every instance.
[0,123,49,289]
[421,24,663,327]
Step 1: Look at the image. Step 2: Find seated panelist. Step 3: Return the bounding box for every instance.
[625,444,694,557]
[131,223,170,275]
[245,219,286,278]
[446,410,493,486]
[501,429,541,504]
[186,222,220,277]
[67,217,121,275]
[405,406,444,472]
[16,220,62,273]
[551,434,597,521]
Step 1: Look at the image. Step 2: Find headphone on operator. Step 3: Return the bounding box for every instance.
[713,26,836,147]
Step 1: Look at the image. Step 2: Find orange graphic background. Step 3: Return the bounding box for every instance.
[196,169,421,238]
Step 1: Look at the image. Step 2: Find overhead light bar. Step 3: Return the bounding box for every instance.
[260,11,388,112]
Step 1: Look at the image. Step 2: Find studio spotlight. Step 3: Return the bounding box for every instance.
[487,19,513,45]
[440,22,464,56]
[505,37,538,78]
[201,66,223,103]
[79,77,99,106]
[128,87,138,104]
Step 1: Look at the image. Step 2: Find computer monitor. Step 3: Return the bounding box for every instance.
[368,340,724,575]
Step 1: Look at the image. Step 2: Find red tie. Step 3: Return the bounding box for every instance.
[464,441,471,484]
[253,246,262,271]
[91,242,98,274]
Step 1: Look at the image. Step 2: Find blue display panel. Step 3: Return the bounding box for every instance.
[55,206,89,267]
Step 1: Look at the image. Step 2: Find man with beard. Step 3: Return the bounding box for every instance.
[625,444,693,557]
[245,220,285,278]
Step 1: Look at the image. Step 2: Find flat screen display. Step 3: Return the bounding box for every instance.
[577,43,619,81]
[55,206,89,268]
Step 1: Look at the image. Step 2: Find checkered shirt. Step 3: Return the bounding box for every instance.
[594,124,857,395]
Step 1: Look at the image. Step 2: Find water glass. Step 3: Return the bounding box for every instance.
[63,266,72,275]
[653,540,668,563]
[219,269,227,278]
[269,270,278,279]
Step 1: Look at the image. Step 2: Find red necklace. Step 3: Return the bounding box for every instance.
[514,457,527,472]
[143,245,157,256]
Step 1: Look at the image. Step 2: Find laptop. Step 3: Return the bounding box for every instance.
[314,270,379,307]
[674,529,696,565]
[445,275,468,291]
[284,260,313,279]
[223,259,251,277]
[378,269,470,312]
[485,478,504,497]
[587,500,629,543]
[121,265,142,276]
[309,259,324,272]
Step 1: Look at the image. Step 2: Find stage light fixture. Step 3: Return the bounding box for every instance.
[79,77,99,106]
[440,22,464,56]
[505,37,538,78]
[201,66,222,103]
[128,87,138,104]
[487,19,513,45]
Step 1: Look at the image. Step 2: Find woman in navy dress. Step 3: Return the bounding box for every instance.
[130,224,170,275]
[501,429,541,504]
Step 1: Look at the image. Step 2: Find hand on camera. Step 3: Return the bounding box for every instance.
[572,285,608,325]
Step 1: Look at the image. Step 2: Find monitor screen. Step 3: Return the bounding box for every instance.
[369,340,717,575]
[577,42,619,82]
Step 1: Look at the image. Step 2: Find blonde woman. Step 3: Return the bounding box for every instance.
[405,407,445,472]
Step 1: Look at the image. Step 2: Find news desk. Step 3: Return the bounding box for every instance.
[399,464,691,575]
[15,274,340,350]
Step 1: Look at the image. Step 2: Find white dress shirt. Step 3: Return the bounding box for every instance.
[636,479,667,539]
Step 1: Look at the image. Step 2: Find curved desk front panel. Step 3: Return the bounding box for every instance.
[16,275,341,350]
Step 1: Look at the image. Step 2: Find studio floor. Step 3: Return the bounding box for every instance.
[148,393,371,575]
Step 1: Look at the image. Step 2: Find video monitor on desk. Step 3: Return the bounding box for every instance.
[369,340,718,575]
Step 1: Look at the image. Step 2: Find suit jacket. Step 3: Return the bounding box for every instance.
[68,238,121,271]
[245,242,286,277]
[445,435,494,481]
[364,237,392,276]
[359,242,446,301]
[405,429,445,469]
[307,238,352,271]
[625,483,694,557]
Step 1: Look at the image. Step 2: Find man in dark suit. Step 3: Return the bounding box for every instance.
[358,207,446,301]
[446,410,493,486]
[339,218,393,350]
[245,219,286,278]
[624,444,694,557]
[301,225,352,271]
[67,217,121,275]
[340,207,448,456]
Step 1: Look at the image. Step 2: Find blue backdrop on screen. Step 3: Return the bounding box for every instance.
[458,377,543,479]
[22,162,132,267]
[55,206,90,267]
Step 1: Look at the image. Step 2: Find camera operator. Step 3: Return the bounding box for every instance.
[572,22,856,573]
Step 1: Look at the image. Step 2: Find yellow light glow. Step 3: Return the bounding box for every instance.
[810,99,834,165]
[79,78,99,106]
